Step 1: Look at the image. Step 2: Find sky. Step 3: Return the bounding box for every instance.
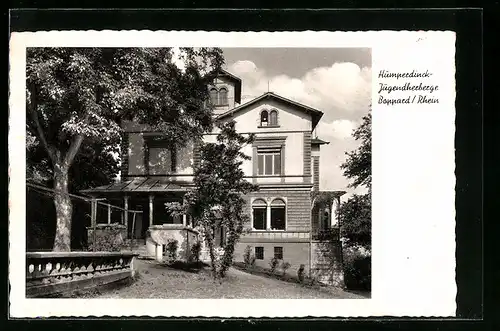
[221,48,372,196]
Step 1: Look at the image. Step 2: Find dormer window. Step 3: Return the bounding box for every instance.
[260,110,269,126]
[209,86,229,107]
[218,87,228,105]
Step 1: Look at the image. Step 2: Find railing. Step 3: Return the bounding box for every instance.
[26,251,138,298]
[312,227,340,241]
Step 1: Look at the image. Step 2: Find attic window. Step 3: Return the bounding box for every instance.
[209,88,218,105]
[260,110,269,126]
[218,87,228,105]
[269,110,278,126]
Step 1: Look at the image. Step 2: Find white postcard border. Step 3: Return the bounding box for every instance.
[9,30,456,318]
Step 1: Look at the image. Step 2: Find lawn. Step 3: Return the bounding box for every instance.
[85,259,368,299]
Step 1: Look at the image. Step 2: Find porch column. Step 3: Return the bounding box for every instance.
[182,196,187,226]
[331,196,340,227]
[107,202,111,224]
[124,196,129,229]
[91,198,98,252]
[149,194,154,227]
[91,198,97,228]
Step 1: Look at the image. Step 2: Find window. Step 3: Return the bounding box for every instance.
[209,88,218,105]
[255,247,264,260]
[260,110,269,126]
[218,87,228,105]
[147,140,177,175]
[252,199,267,230]
[274,247,283,260]
[269,110,278,126]
[270,198,286,230]
[252,197,287,231]
[257,149,281,175]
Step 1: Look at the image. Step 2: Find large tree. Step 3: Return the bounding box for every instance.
[341,112,371,190]
[339,111,371,250]
[26,47,224,251]
[167,121,258,280]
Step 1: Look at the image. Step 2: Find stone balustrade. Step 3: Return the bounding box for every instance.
[26,251,138,298]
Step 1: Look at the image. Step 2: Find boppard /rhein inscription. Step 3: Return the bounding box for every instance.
[377,69,440,106]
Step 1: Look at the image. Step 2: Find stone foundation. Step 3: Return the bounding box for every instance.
[311,240,344,287]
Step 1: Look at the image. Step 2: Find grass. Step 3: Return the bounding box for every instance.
[232,261,322,288]
[86,259,368,299]
[232,262,372,299]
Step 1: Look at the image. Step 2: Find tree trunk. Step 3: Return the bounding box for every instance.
[203,223,218,279]
[52,161,72,252]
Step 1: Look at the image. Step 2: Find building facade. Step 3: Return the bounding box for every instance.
[84,70,345,284]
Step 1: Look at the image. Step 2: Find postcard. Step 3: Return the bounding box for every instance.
[9,30,456,318]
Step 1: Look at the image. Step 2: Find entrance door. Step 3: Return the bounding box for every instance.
[128,201,148,239]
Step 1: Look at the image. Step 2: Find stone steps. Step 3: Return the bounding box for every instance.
[123,239,148,258]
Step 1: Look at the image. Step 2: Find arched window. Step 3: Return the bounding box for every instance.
[209,88,218,105]
[260,110,269,126]
[218,87,228,105]
[252,199,267,230]
[269,110,278,126]
[270,198,286,230]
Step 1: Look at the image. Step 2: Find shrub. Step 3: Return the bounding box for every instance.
[297,264,306,283]
[87,225,126,252]
[243,245,256,269]
[309,269,320,286]
[343,247,371,291]
[243,245,252,266]
[269,257,279,274]
[250,255,256,268]
[166,239,178,262]
[280,261,291,276]
[190,241,202,263]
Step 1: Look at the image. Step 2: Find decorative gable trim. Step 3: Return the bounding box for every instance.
[216,92,323,130]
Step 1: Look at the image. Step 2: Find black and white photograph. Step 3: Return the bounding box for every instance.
[9,30,457,318]
[25,46,372,299]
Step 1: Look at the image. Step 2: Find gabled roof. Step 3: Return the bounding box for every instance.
[218,69,242,104]
[216,92,324,130]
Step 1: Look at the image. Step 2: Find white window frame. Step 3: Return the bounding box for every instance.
[251,197,287,232]
[257,148,282,176]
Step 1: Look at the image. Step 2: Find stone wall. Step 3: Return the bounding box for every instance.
[234,241,310,276]
[146,225,199,261]
[311,240,344,286]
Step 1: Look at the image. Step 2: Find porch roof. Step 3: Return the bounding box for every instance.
[81,177,191,196]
